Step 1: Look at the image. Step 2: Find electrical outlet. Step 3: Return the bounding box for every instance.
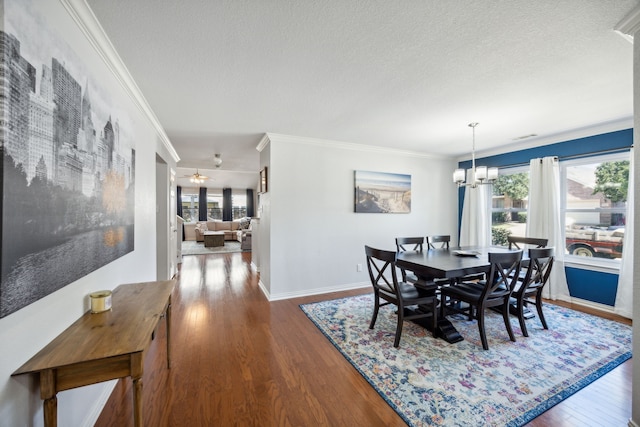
[357,263,363,272]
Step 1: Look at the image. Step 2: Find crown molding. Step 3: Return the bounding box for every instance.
[256,133,271,152]
[263,132,447,160]
[614,3,640,43]
[59,0,180,163]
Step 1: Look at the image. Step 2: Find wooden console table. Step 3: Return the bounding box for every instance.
[12,280,175,427]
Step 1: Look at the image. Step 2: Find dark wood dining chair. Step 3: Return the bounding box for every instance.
[507,236,548,250]
[427,235,450,249]
[365,245,438,348]
[439,250,523,350]
[511,247,554,337]
[507,235,548,275]
[395,237,424,285]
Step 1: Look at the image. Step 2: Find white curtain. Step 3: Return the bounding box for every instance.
[527,157,571,301]
[460,169,491,247]
[615,149,633,318]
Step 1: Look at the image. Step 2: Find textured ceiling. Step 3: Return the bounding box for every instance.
[85,0,637,188]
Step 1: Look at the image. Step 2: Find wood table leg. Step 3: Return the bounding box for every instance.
[131,353,143,427]
[40,369,57,427]
[132,377,143,427]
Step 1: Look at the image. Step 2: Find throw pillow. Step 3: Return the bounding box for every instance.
[239,217,251,230]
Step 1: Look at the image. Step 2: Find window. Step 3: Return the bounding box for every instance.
[491,168,529,246]
[181,192,198,223]
[488,151,630,267]
[232,194,247,219]
[207,194,222,220]
[562,153,629,263]
[181,190,248,222]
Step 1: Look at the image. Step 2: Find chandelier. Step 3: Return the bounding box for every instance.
[190,170,208,184]
[453,122,498,187]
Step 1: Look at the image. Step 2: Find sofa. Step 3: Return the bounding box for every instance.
[194,218,252,242]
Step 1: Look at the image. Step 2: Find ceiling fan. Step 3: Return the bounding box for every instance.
[185,169,209,184]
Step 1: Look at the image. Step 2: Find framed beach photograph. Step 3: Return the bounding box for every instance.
[354,170,411,213]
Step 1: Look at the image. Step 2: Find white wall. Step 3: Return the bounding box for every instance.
[0,1,177,426]
[257,140,272,294]
[260,134,458,300]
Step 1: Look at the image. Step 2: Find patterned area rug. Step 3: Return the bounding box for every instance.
[181,240,246,255]
[300,294,632,427]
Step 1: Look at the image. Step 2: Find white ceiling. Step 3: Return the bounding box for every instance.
[85,0,637,189]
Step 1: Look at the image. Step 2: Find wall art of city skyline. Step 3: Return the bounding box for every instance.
[0,0,136,318]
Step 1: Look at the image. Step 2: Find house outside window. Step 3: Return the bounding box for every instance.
[489,151,630,267]
[562,153,628,263]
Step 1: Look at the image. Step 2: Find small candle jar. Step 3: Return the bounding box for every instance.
[89,290,112,313]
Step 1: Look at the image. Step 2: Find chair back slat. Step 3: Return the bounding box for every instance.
[521,247,555,291]
[395,237,424,253]
[427,235,450,249]
[483,250,523,297]
[365,245,401,296]
[507,236,548,250]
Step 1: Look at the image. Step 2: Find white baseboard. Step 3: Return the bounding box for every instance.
[567,297,617,314]
[82,380,118,427]
[258,279,269,299]
[267,282,370,301]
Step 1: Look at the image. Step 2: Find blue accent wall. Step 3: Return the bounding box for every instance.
[458,128,633,169]
[565,267,619,306]
[457,128,633,306]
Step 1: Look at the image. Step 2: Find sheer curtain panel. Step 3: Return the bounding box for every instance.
[615,149,633,318]
[459,169,491,247]
[526,157,570,301]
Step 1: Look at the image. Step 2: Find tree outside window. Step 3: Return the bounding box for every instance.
[491,170,529,246]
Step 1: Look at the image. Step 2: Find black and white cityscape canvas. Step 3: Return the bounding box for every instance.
[0,0,136,318]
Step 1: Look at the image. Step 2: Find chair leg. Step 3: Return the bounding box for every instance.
[535,290,548,330]
[477,307,489,350]
[502,300,516,342]
[394,306,404,348]
[516,298,529,337]
[369,295,379,329]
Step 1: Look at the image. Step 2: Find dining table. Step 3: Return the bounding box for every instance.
[396,246,525,343]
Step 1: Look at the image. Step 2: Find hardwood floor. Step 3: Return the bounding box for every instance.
[95,252,632,426]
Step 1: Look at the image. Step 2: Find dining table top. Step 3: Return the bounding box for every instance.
[396,246,524,279]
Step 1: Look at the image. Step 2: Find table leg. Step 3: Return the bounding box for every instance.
[44,397,57,427]
[131,353,143,427]
[40,369,57,427]
[132,377,143,427]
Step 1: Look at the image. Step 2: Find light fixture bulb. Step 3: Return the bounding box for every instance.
[452,122,497,187]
